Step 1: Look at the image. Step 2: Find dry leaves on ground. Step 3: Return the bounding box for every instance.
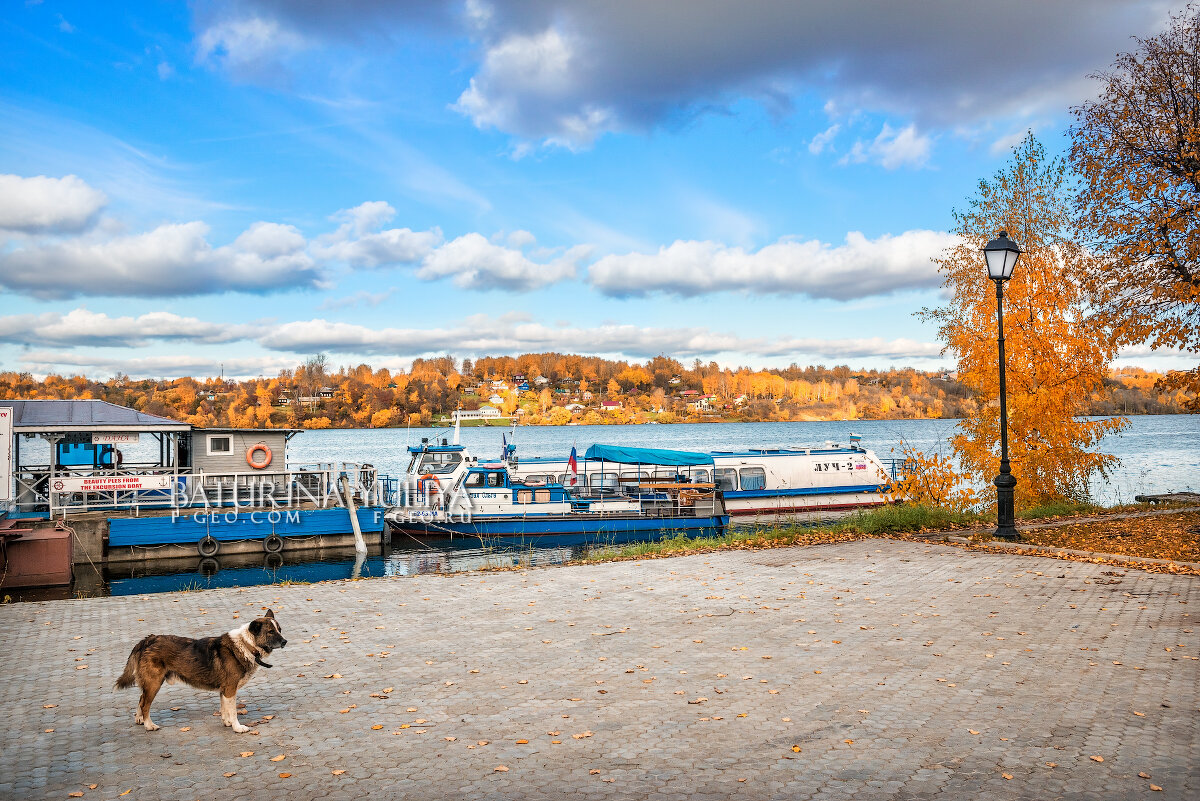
[1023,511,1200,564]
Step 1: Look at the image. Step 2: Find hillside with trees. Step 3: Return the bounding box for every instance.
[0,355,1189,430]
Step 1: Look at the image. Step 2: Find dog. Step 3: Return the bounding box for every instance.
[114,609,286,733]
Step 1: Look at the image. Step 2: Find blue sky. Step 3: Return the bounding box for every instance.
[0,0,1189,379]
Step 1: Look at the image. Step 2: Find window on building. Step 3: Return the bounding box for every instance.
[739,467,767,491]
[207,435,232,455]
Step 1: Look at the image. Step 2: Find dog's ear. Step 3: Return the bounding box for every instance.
[264,609,275,619]
[249,620,263,636]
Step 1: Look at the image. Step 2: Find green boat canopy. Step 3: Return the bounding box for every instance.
[582,444,714,467]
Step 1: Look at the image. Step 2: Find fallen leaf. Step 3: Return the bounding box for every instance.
[1046,762,1058,768]
[239,751,254,758]
[119,791,131,797]
[270,754,287,762]
[1150,784,1162,791]
[516,739,529,744]
[791,745,800,753]
[1139,772,1150,779]
[69,794,83,798]
[494,765,509,772]
[42,704,56,709]
[278,773,291,778]
[1134,711,1145,717]
[444,737,457,742]
[332,770,346,775]
[1090,755,1104,763]
[223,772,236,778]
[844,739,854,745]
[1002,773,1013,780]
[590,769,601,774]
[969,729,980,735]
[371,725,383,730]
[180,727,191,732]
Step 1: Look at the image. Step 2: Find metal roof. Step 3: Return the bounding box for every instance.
[0,399,189,433]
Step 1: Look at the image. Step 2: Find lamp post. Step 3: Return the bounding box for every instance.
[983,231,1022,540]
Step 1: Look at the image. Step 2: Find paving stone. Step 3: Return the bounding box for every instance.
[0,539,1195,800]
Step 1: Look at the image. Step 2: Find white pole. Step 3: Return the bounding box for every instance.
[452,413,461,445]
[340,474,367,554]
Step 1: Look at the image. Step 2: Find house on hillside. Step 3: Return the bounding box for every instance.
[489,394,504,405]
[687,395,714,412]
[600,400,621,411]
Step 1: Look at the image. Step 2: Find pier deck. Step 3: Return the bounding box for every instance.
[2,539,1197,800]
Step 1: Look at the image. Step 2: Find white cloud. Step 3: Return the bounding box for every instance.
[312,201,442,268]
[0,308,258,348]
[417,233,589,290]
[195,15,307,73]
[808,123,840,155]
[0,174,108,233]
[840,123,932,169]
[0,220,322,299]
[256,313,944,362]
[588,229,954,299]
[18,350,298,381]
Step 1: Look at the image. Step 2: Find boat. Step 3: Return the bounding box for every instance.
[506,434,896,524]
[384,444,728,545]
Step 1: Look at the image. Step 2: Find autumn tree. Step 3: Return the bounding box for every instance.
[923,134,1126,507]
[1070,6,1200,405]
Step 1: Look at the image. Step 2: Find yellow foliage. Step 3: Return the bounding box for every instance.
[924,135,1126,508]
[885,441,977,513]
[303,416,333,429]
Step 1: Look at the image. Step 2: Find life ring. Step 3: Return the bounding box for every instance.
[198,535,220,557]
[263,534,284,554]
[113,448,124,468]
[418,473,442,495]
[246,443,272,469]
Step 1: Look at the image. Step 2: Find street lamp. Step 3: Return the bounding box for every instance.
[983,230,1021,541]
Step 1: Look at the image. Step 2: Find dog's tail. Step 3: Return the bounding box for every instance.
[114,637,150,690]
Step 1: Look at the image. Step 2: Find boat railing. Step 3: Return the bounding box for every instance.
[20,463,396,516]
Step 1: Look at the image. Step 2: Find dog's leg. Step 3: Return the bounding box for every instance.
[220,689,249,733]
[138,676,163,731]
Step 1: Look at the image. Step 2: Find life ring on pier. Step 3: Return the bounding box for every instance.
[246,443,272,469]
[263,533,284,554]
[113,448,124,468]
[198,535,220,557]
[418,473,443,496]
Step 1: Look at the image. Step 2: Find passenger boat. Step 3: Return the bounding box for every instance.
[507,435,895,524]
[384,444,728,545]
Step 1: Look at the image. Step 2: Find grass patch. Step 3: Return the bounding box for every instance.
[1017,500,1103,520]
[580,504,984,563]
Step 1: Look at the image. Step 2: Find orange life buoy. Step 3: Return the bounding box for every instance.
[246,443,272,469]
[418,473,442,495]
[113,448,124,468]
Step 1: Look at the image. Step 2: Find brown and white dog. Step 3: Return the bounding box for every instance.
[114,609,286,733]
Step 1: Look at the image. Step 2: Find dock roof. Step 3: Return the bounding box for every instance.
[0,399,189,433]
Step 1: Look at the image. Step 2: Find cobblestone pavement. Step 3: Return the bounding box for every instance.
[2,540,1198,801]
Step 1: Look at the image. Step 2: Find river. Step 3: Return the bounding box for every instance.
[15,415,1198,601]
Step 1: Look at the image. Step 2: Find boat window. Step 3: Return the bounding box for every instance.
[523,473,553,485]
[692,469,710,483]
[739,467,767,491]
[534,489,551,503]
[592,473,618,490]
[714,468,738,492]
[464,472,484,488]
[516,490,533,504]
[418,451,462,475]
[485,471,505,488]
[558,473,586,487]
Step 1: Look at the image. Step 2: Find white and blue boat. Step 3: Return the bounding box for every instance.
[384,444,728,545]
[508,435,896,524]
